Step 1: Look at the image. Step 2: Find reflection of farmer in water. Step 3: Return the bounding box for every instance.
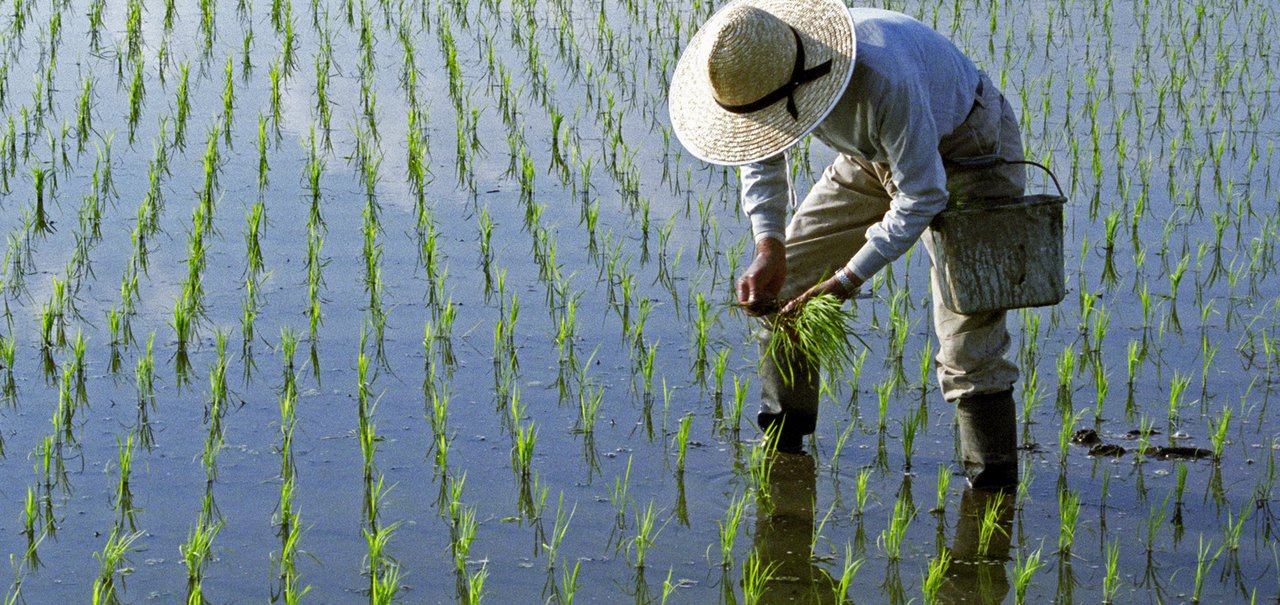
[669,0,1025,489]
[749,454,1014,604]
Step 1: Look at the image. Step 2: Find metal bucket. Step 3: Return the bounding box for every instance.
[927,193,1067,315]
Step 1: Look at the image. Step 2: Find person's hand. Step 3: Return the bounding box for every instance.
[780,268,862,316]
[736,238,786,315]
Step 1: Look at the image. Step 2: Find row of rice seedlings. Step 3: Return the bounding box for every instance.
[356,329,404,602]
[272,328,309,603]
[241,199,266,361]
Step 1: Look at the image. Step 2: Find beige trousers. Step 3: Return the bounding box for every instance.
[762,72,1025,430]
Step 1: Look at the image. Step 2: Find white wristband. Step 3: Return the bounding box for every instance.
[833,267,857,296]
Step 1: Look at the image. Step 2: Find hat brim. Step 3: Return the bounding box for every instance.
[668,0,856,166]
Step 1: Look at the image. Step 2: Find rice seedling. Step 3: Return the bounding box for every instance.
[1007,545,1044,604]
[714,491,747,568]
[1192,535,1222,603]
[126,59,144,144]
[1101,537,1122,603]
[727,374,749,432]
[673,414,693,474]
[542,492,574,570]
[610,456,633,527]
[512,422,536,478]
[557,560,581,605]
[878,497,912,560]
[628,500,665,569]
[920,548,950,605]
[90,526,143,605]
[1058,489,1081,554]
[931,466,950,514]
[854,467,873,516]
[766,294,864,386]
[364,521,403,605]
[1208,407,1231,460]
[977,491,1008,553]
[740,549,777,605]
[181,515,222,605]
[900,404,926,471]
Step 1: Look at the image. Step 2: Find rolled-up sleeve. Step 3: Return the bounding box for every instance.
[740,153,792,244]
[846,80,950,280]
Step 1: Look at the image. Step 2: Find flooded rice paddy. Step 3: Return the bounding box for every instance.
[0,0,1278,602]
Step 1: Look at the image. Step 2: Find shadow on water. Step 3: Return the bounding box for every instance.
[750,455,1018,604]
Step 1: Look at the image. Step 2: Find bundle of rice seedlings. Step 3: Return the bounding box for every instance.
[766,294,864,385]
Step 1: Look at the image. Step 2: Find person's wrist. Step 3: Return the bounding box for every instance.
[833,267,861,297]
[756,236,785,258]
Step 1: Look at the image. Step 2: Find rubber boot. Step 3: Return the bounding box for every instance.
[955,389,1019,491]
[757,330,819,455]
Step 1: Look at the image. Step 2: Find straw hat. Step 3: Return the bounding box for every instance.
[668,0,856,166]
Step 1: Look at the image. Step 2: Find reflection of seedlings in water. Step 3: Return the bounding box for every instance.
[920,548,950,604]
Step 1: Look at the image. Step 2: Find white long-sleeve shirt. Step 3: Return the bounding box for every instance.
[740,8,981,281]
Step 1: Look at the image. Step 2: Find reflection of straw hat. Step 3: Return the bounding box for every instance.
[668,0,856,166]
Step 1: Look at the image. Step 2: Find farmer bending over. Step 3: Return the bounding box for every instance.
[669,0,1026,489]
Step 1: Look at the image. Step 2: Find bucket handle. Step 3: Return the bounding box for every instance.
[1001,159,1065,198]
